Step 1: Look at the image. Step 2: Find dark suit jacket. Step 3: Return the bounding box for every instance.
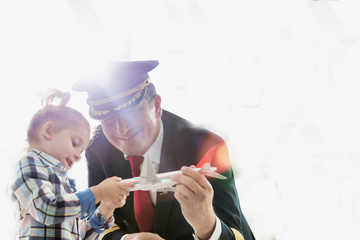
[86,110,255,240]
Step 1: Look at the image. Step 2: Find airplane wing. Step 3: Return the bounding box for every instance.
[123,162,227,192]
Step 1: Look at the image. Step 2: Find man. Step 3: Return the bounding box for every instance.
[73,60,255,240]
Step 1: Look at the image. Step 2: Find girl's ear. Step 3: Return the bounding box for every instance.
[41,121,55,140]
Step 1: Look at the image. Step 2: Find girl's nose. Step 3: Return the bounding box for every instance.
[74,153,81,162]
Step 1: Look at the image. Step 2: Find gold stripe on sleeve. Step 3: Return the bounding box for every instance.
[230,228,245,240]
[100,224,120,240]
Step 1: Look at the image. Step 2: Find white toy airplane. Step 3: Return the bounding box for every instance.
[123,158,227,192]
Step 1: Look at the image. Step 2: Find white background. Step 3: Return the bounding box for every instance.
[1,1,360,239]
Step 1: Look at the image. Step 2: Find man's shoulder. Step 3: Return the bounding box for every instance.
[162,110,224,143]
[162,110,204,131]
[87,125,114,151]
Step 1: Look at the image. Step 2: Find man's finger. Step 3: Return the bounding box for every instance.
[181,166,211,190]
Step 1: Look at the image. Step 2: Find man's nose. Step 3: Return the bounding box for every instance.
[114,116,131,135]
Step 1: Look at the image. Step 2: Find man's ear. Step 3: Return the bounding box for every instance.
[41,121,55,140]
[154,94,162,118]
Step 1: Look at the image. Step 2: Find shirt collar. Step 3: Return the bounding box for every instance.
[29,149,67,173]
[144,121,163,165]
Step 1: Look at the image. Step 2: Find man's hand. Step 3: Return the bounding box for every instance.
[170,166,217,240]
[124,233,165,240]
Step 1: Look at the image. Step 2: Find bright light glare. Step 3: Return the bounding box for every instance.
[1,0,360,239]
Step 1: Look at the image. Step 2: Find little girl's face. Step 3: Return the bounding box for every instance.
[46,124,90,170]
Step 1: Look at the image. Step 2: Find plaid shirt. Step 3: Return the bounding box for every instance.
[10,150,113,239]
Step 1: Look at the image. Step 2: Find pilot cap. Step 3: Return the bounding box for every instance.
[73,60,159,120]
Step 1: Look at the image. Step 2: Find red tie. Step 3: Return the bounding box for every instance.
[128,156,154,232]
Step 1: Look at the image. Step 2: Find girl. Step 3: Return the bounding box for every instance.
[10,89,133,239]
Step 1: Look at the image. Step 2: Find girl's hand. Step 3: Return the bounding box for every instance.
[91,176,134,203]
[99,199,127,221]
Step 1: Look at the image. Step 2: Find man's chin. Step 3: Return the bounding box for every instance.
[110,142,133,154]
[121,146,147,157]
[109,138,148,156]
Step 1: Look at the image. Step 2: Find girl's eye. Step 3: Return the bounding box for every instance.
[72,140,77,147]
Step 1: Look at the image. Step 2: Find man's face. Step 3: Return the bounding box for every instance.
[100,95,162,156]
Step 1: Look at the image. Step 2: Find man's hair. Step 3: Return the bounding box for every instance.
[144,82,157,102]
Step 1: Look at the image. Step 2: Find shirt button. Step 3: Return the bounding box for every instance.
[84,212,88,217]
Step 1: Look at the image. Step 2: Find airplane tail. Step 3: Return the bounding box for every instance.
[139,157,161,184]
[199,163,227,180]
